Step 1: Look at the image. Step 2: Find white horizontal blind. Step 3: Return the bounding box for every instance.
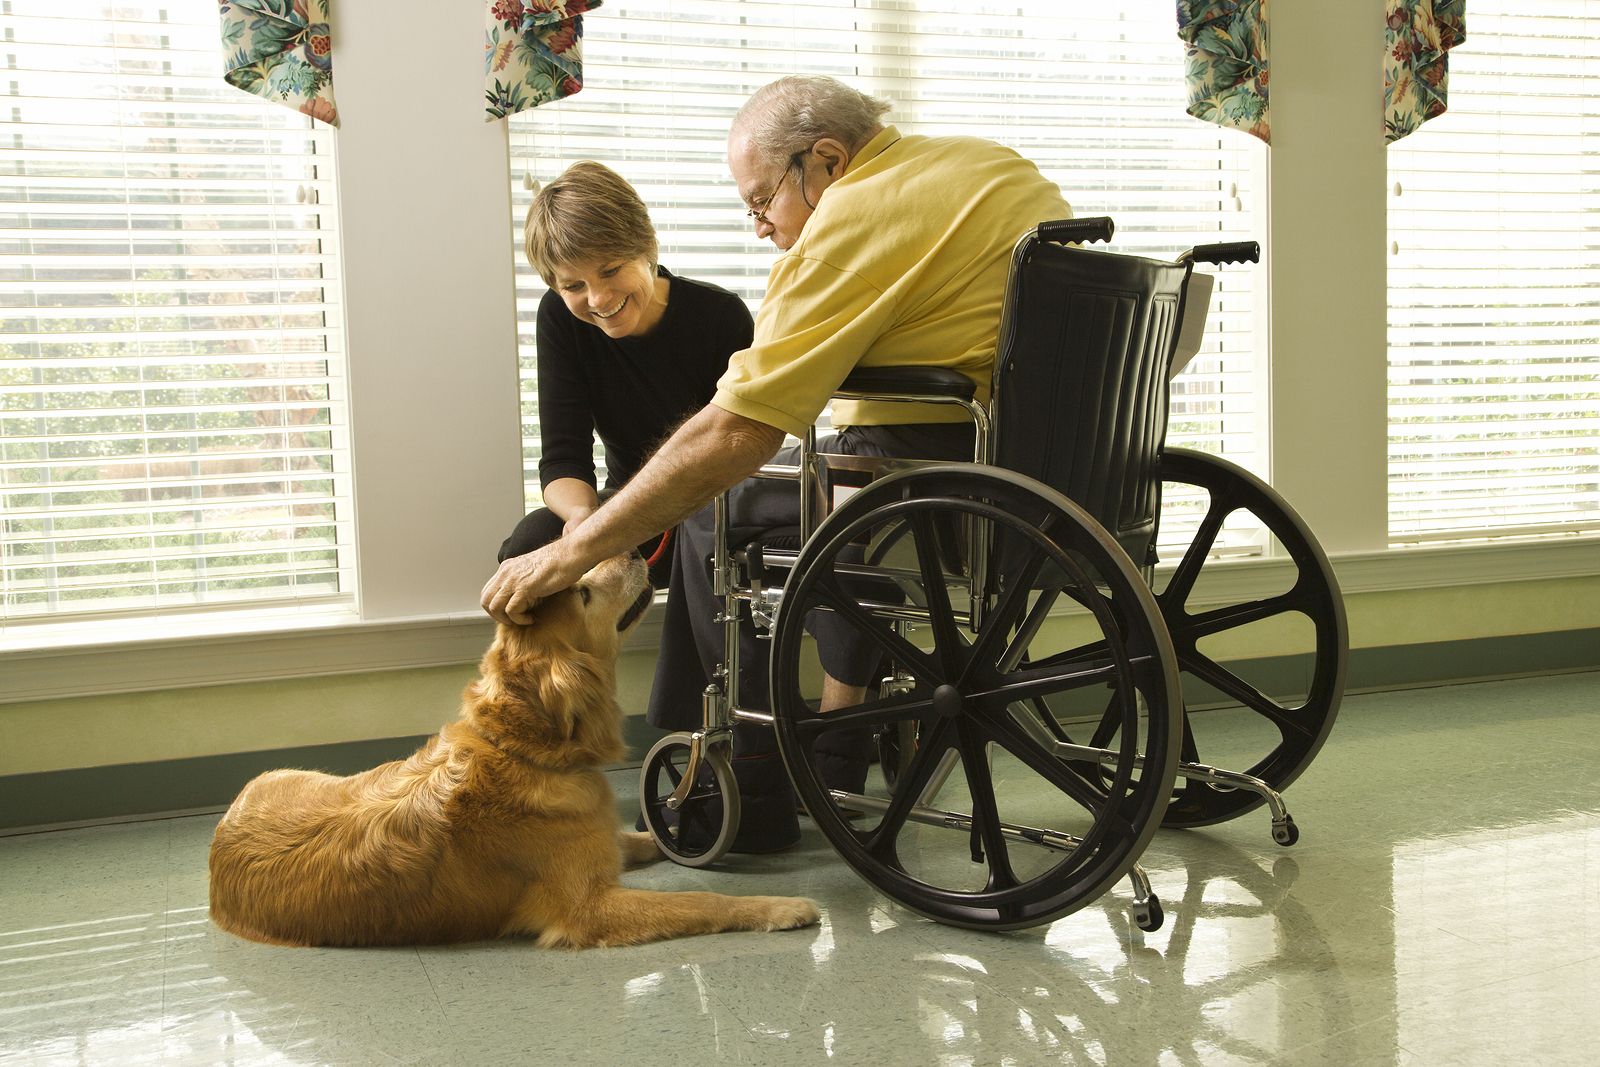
[1387,2,1600,541]
[508,1,1262,555]
[0,1,353,625]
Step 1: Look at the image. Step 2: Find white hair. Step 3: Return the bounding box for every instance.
[732,76,891,166]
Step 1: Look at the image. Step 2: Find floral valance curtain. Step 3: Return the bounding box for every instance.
[217,0,338,126]
[1176,1,1466,146]
[1177,0,1270,145]
[485,0,600,121]
[1385,0,1466,142]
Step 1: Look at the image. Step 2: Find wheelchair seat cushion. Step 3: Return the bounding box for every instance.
[836,366,976,401]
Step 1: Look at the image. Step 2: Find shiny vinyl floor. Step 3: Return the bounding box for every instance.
[3,671,1597,1066]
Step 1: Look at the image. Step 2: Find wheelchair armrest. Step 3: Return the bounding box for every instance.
[834,366,976,402]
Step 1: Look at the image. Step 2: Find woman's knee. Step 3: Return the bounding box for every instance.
[497,507,566,563]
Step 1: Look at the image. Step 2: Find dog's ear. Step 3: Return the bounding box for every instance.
[532,651,605,741]
[474,596,625,765]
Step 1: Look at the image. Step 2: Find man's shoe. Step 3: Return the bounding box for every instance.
[725,751,801,853]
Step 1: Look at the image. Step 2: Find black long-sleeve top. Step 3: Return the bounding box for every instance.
[535,267,755,492]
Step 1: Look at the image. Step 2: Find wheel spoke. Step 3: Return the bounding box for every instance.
[1183,592,1301,639]
[997,586,1059,674]
[792,691,936,737]
[680,794,714,838]
[1088,688,1127,749]
[956,720,1017,891]
[1023,637,1112,673]
[1023,696,1072,742]
[976,710,1135,836]
[663,760,683,789]
[813,575,943,688]
[1180,651,1316,740]
[967,658,1125,707]
[961,543,1051,686]
[909,512,966,674]
[863,717,956,858]
[1162,490,1229,608]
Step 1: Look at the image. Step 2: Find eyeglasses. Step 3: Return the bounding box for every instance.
[745,155,802,226]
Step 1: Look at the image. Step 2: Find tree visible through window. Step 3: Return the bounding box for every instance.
[0,1,352,623]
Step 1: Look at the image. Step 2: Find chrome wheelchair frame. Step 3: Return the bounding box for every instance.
[640,218,1348,933]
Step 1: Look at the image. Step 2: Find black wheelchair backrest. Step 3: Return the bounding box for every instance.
[991,224,1193,566]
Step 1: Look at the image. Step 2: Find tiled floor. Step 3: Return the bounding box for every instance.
[2,671,1597,1066]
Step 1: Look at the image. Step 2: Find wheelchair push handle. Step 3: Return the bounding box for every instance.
[1183,240,1260,266]
[1036,217,1114,246]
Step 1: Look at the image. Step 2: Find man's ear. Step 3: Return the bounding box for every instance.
[812,137,850,179]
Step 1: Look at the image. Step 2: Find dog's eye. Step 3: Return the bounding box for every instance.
[577,585,591,606]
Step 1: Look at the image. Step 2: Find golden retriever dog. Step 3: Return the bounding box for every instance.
[208,552,819,948]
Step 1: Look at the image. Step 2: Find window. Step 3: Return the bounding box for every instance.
[506,0,1264,555]
[0,1,352,626]
[1387,2,1600,542]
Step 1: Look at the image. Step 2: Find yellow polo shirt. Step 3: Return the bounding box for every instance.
[713,126,1072,436]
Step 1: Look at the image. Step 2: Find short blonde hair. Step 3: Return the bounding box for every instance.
[523,161,658,284]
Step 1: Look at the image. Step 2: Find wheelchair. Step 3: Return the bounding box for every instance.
[638,217,1348,933]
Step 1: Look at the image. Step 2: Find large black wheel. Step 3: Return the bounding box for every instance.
[1153,449,1348,827]
[639,732,739,867]
[770,465,1182,931]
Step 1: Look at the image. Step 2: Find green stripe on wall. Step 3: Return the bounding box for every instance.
[0,716,676,834]
[2,628,1594,834]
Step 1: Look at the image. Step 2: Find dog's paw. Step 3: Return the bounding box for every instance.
[754,896,821,931]
[618,830,665,867]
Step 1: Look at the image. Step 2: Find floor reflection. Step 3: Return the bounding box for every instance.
[4,670,1599,1065]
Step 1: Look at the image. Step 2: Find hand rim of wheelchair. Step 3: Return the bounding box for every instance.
[639,732,740,867]
[770,464,1183,932]
[1153,448,1349,828]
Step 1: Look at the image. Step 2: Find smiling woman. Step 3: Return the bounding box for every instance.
[495,161,755,590]
[550,256,668,340]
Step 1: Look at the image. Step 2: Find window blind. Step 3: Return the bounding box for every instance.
[1387,2,1600,542]
[507,1,1263,556]
[0,1,353,625]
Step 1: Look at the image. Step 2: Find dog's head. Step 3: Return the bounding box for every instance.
[469,552,652,767]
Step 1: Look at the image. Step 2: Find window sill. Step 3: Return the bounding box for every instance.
[2,537,1594,706]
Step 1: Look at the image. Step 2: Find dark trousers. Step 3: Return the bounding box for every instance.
[645,423,975,801]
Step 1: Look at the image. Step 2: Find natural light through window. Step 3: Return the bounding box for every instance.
[0,2,352,628]
[505,0,1265,556]
[1387,1,1600,543]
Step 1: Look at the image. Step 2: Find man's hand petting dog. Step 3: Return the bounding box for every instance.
[211,551,820,949]
[480,539,584,625]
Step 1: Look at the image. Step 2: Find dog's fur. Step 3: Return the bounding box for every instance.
[208,553,819,948]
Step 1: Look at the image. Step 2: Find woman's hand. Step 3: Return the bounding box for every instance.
[561,505,596,536]
[484,404,784,625]
[543,477,601,534]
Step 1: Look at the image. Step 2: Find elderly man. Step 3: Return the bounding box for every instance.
[483,75,1072,852]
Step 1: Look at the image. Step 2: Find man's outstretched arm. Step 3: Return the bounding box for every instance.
[480,402,786,624]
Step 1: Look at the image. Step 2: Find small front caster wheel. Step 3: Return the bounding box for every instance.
[639,732,740,867]
[1272,816,1299,847]
[1134,894,1165,933]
